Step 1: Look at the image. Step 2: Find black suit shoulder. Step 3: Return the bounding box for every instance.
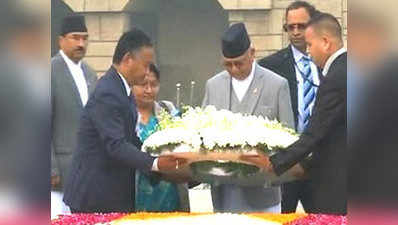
[51,54,66,76]
[318,53,347,103]
[326,53,347,86]
[258,47,296,82]
[258,48,291,71]
[258,47,290,64]
[90,67,125,105]
[51,53,63,64]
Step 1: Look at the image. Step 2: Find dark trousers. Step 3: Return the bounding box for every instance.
[70,208,97,214]
[70,208,82,213]
[281,180,314,213]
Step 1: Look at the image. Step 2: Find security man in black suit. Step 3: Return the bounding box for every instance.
[247,12,347,215]
[258,1,319,213]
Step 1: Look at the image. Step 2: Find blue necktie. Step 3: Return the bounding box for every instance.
[301,57,315,130]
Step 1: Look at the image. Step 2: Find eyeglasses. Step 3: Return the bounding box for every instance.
[283,23,307,32]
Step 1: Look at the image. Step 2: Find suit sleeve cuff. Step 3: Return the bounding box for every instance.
[152,158,159,171]
[270,153,285,176]
[270,150,297,176]
[299,155,313,172]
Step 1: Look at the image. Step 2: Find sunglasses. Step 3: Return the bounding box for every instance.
[283,23,307,32]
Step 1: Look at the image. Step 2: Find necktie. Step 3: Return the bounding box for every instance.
[301,57,315,130]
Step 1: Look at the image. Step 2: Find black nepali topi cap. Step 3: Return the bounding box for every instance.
[60,15,87,36]
[221,23,251,58]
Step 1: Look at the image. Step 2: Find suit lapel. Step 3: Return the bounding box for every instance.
[284,46,297,82]
[111,67,137,135]
[245,64,264,115]
[325,52,347,77]
[58,54,83,108]
[285,47,299,126]
[317,67,324,84]
[283,46,298,99]
[81,63,95,95]
[220,73,231,110]
[130,94,138,131]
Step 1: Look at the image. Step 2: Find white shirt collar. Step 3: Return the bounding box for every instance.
[231,61,256,101]
[291,45,309,63]
[322,47,347,76]
[117,71,131,96]
[59,50,82,68]
[59,50,89,106]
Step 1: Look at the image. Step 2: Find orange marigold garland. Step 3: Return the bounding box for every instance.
[248,213,306,224]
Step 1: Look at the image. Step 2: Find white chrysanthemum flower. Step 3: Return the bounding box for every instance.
[172,144,192,153]
[142,105,299,155]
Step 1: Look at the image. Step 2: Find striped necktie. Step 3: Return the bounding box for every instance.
[301,57,315,130]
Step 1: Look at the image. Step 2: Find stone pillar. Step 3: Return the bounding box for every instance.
[61,0,130,76]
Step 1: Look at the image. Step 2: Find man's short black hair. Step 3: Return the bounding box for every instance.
[149,63,160,80]
[285,1,317,19]
[112,28,153,64]
[307,12,343,41]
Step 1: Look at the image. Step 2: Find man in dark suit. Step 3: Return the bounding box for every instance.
[51,15,97,215]
[63,29,182,213]
[244,13,347,215]
[258,1,319,213]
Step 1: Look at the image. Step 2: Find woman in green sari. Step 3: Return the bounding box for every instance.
[132,64,189,212]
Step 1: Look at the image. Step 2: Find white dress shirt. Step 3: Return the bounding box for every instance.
[117,72,142,132]
[291,45,320,133]
[322,47,347,76]
[117,72,159,171]
[231,61,256,102]
[60,50,89,106]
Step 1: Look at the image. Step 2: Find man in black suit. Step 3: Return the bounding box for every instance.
[258,1,319,213]
[244,13,347,215]
[63,29,182,213]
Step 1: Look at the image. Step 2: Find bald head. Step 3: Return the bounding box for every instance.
[307,12,343,44]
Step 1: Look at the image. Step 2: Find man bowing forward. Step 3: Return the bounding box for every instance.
[202,23,294,213]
